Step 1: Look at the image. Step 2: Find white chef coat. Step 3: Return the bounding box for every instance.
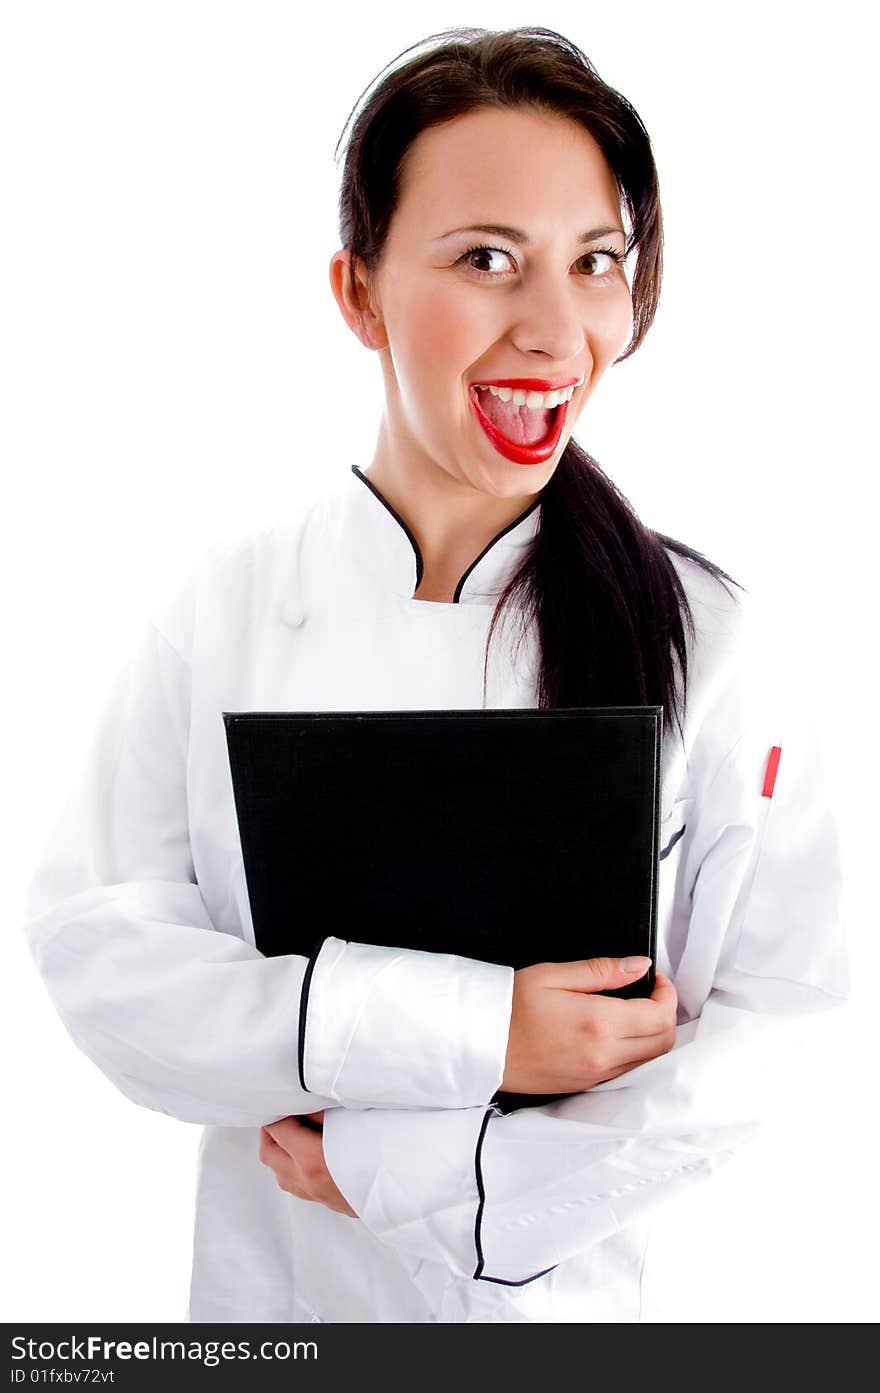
[22,462,848,1323]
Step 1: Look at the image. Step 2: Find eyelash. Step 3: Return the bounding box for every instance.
[458,242,625,280]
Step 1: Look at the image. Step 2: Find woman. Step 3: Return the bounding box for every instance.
[22,26,847,1323]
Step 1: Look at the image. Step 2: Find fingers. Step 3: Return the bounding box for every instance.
[259,1121,355,1217]
[549,955,654,993]
[573,1017,676,1080]
[573,1019,677,1086]
[542,959,678,1007]
[260,1122,321,1186]
[614,1027,677,1064]
[259,1126,287,1168]
[591,996,664,1035]
[651,970,678,1008]
[264,1116,323,1156]
[264,1117,298,1151]
[576,970,678,1038]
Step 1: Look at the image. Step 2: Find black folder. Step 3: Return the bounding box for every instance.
[223,706,662,1112]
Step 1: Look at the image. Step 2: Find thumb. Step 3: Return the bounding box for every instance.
[553,955,652,992]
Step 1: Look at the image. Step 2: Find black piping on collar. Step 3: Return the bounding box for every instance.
[352,465,424,590]
[452,494,541,603]
[351,464,542,604]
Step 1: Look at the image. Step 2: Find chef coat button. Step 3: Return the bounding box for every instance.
[280,598,307,628]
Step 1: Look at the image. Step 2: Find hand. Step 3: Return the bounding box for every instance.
[501,957,678,1095]
[259,1111,358,1217]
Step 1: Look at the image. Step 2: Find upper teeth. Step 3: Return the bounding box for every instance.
[474,380,582,409]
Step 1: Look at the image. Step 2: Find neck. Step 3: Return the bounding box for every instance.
[365,422,540,578]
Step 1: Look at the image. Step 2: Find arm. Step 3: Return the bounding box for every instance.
[320,639,849,1282]
[21,559,513,1130]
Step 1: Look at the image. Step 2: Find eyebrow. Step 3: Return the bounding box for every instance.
[434,223,626,245]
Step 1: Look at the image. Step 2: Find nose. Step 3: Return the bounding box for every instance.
[508,267,587,365]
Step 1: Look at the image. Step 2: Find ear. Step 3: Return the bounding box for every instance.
[328,249,388,351]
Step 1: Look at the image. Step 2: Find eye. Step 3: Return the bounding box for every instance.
[578,247,626,278]
[458,244,516,277]
[457,243,626,281]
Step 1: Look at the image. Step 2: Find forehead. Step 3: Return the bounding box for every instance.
[394,106,622,235]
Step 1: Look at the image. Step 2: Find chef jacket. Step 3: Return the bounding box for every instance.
[22,463,849,1323]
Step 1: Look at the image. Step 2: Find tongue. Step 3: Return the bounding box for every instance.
[478,391,553,445]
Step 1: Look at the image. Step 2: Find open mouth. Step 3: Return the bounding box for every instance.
[469,385,570,466]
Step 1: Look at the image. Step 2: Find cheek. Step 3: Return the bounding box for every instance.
[387,282,485,388]
[591,287,634,365]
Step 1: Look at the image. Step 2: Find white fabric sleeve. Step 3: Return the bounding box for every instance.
[301,936,512,1109]
[21,572,512,1129]
[322,624,849,1282]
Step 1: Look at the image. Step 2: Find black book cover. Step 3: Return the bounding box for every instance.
[224,707,662,1112]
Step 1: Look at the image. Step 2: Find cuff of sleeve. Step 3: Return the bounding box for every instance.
[322,1103,492,1278]
[299,936,514,1109]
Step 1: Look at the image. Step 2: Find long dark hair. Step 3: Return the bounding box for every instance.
[335,25,742,743]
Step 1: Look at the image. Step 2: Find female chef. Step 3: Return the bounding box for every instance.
[22,26,847,1323]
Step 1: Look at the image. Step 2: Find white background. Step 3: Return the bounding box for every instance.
[2,0,876,1322]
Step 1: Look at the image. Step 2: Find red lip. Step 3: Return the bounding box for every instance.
[472,377,582,391]
[469,384,570,467]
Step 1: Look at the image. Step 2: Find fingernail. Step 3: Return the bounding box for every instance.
[621,956,651,972]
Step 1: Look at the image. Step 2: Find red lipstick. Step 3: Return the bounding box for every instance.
[472,377,582,391]
[469,384,571,467]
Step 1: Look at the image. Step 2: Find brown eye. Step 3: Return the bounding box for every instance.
[579,249,623,277]
[458,245,516,277]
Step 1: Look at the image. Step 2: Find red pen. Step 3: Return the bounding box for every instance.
[762,745,782,798]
